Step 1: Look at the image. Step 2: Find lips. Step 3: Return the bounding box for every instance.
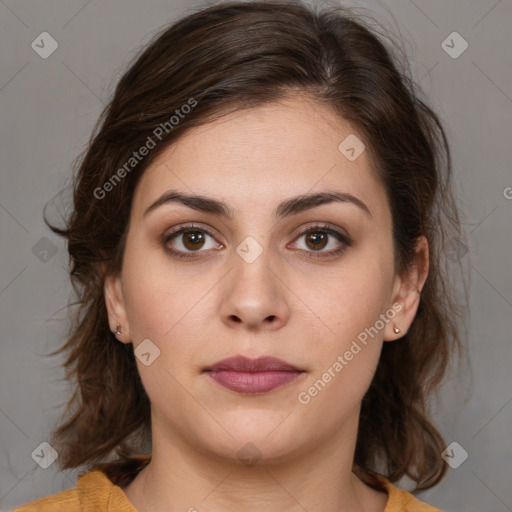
[203,356,305,394]
[204,355,302,373]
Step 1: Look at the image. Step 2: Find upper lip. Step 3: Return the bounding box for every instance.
[204,356,303,372]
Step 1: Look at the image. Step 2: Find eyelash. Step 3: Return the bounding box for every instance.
[161,222,351,261]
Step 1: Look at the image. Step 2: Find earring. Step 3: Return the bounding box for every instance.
[393,325,401,334]
[113,323,122,336]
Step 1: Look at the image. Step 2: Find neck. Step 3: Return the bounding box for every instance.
[122,413,388,512]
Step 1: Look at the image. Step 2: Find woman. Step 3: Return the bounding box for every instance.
[13,1,465,511]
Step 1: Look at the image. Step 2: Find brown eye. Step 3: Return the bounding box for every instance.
[181,230,206,251]
[162,224,222,260]
[304,231,328,251]
[290,223,351,259]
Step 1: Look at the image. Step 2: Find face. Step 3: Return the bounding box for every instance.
[104,95,427,464]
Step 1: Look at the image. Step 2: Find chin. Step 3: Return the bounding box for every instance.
[198,417,312,466]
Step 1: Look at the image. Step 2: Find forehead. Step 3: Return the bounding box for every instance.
[132,96,389,221]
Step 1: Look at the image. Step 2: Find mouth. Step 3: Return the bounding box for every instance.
[203,356,306,394]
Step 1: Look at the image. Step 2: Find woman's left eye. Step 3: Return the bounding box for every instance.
[289,224,351,259]
[162,223,350,260]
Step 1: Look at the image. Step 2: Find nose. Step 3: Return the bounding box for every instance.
[219,245,291,332]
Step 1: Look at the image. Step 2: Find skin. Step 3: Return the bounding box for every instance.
[104,94,429,512]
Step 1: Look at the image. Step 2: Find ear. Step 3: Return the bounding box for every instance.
[103,269,132,344]
[384,235,429,342]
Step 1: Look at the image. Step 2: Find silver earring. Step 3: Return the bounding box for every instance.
[393,325,401,334]
[113,323,122,336]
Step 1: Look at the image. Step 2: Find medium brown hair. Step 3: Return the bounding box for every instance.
[46,0,466,493]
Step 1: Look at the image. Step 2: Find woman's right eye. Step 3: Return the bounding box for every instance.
[163,225,222,259]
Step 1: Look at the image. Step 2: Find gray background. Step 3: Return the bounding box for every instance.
[0,0,511,510]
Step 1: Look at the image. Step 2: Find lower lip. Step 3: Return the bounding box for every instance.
[206,369,304,394]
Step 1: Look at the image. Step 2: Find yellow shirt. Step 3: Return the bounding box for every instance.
[11,469,441,512]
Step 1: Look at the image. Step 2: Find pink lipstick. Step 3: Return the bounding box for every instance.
[203,355,305,394]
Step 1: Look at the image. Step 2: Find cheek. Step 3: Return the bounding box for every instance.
[119,257,206,408]
[307,260,393,348]
[295,259,392,412]
[120,241,219,375]
[295,345,380,440]
[119,249,170,346]
[121,235,189,331]
[295,270,390,419]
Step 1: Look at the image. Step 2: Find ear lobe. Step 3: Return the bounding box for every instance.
[104,272,131,343]
[384,236,429,341]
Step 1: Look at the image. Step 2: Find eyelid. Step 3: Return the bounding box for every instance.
[163,222,224,244]
[293,222,350,242]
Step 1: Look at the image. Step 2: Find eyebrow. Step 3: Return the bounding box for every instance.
[143,189,372,220]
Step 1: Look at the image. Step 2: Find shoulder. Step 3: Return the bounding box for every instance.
[10,469,137,512]
[10,486,80,512]
[378,475,442,512]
